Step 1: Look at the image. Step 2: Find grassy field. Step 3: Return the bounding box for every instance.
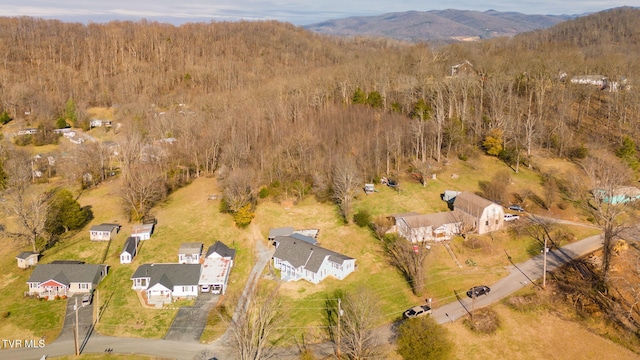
[2,151,630,357]
[446,300,639,360]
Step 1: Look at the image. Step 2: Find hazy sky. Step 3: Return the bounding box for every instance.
[1,1,637,25]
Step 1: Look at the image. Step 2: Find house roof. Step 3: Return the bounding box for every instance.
[269,227,294,239]
[205,241,236,259]
[199,257,232,286]
[90,223,120,232]
[388,212,421,220]
[132,223,154,235]
[179,242,203,255]
[399,212,458,229]
[27,264,107,285]
[290,233,318,245]
[273,236,354,273]
[122,237,138,255]
[131,264,201,287]
[454,191,494,218]
[16,251,39,260]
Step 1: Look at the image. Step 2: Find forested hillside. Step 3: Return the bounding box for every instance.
[1,7,640,223]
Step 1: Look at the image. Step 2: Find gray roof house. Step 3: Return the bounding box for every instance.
[395,212,461,242]
[272,236,355,284]
[131,263,201,306]
[205,241,236,262]
[16,251,39,269]
[89,223,121,241]
[453,191,504,234]
[178,242,203,264]
[27,263,108,298]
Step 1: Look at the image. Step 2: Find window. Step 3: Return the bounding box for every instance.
[79,283,89,289]
[485,220,489,226]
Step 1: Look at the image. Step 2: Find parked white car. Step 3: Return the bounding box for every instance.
[504,214,520,222]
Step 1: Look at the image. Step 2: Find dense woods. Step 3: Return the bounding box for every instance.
[1,7,640,224]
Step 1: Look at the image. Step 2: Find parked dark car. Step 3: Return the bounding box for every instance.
[508,205,524,212]
[403,305,432,319]
[466,285,491,298]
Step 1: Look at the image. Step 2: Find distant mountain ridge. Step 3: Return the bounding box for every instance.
[304,9,578,43]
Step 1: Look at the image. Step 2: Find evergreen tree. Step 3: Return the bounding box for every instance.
[64,97,77,127]
[352,87,366,105]
[45,189,92,235]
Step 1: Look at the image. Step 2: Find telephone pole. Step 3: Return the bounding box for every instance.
[336,298,342,359]
[74,297,79,356]
[543,235,548,289]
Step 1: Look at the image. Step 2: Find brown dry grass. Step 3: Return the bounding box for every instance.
[446,302,639,360]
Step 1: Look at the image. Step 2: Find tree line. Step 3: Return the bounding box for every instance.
[1,8,640,234]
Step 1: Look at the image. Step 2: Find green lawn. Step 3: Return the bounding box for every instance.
[0,153,600,344]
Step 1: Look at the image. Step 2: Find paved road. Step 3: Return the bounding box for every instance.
[3,232,602,360]
[431,233,603,324]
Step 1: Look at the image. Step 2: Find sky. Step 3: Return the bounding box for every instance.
[0,1,638,26]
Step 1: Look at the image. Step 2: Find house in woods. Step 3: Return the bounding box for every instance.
[120,237,139,264]
[90,119,113,128]
[394,212,461,242]
[200,241,236,294]
[132,223,154,240]
[453,191,504,234]
[89,223,120,241]
[27,263,108,298]
[594,186,640,204]
[17,128,38,135]
[178,242,203,264]
[450,60,474,76]
[16,251,39,269]
[268,227,320,242]
[130,263,201,306]
[364,183,375,194]
[272,236,355,284]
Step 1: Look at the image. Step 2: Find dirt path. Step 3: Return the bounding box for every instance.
[215,222,274,347]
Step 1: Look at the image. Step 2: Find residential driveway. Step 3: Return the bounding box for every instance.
[57,295,95,342]
[163,292,219,342]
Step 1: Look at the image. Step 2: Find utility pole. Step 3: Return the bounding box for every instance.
[95,290,99,325]
[543,235,548,289]
[74,297,80,355]
[336,298,342,359]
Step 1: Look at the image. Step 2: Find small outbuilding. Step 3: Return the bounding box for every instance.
[16,251,39,269]
[120,237,140,264]
[132,223,155,240]
[89,223,121,241]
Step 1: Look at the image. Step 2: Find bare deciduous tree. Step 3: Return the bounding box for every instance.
[117,163,167,222]
[577,154,636,284]
[230,287,283,360]
[332,159,361,223]
[326,287,386,360]
[1,187,52,251]
[384,235,429,295]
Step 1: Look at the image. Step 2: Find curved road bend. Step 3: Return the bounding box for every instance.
[431,233,603,324]
[3,233,600,360]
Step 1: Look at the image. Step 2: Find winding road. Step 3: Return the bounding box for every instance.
[3,227,603,360]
